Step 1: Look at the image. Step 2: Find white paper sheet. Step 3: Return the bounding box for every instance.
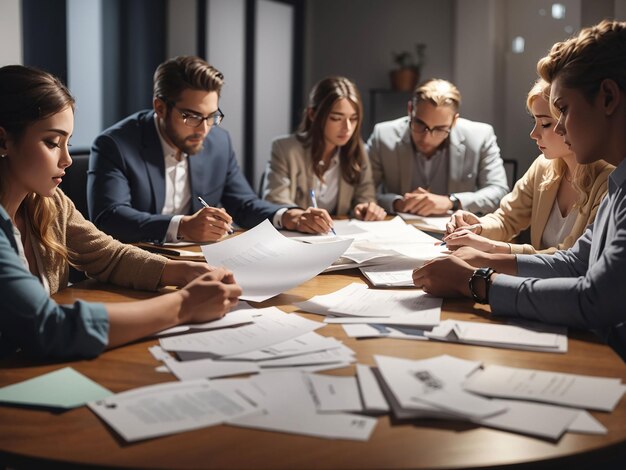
[356,364,389,412]
[342,324,427,340]
[398,213,449,233]
[155,309,255,337]
[305,374,363,412]
[227,370,377,441]
[163,357,260,381]
[225,332,342,361]
[476,398,580,440]
[159,307,323,356]
[88,380,258,442]
[463,365,626,411]
[296,283,441,325]
[568,411,608,435]
[201,220,351,301]
[425,320,568,353]
[375,355,503,420]
[256,345,355,368]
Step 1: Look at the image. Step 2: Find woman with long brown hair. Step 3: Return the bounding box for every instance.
[0,65,241,359]
[263,76,385,233]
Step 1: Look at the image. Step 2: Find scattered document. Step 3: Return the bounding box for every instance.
[476,398,580,440]
[163,357,260,381]
[0,367,112,409]
[227,370,377,441]
[360,264,415,287]
[225,331,342,361]
[398,213,449,233]
[342,323,427,341]
[201,219,351,301]
[568,411,607,435]
[160,307,323,357]
[305,374,363,412]
[463,365,626,411]
[356,364,390,413]
[296,283,441,326]
[425,320,568,353]
[155,309,255,336]
[374,355,504,420]
[88,379,258,442]
[257,345,355,368]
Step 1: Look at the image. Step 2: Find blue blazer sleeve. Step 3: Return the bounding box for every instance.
[0,210,109,359]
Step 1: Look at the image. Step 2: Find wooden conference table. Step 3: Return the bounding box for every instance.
[1,260,626,468]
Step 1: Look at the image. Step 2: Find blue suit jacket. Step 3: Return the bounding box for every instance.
[87,110,282,243]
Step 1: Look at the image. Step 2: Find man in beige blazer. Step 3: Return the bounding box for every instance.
[367,79,509,216]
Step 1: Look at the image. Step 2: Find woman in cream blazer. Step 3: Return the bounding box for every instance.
[263,77,385,230]
[444,79,613,254]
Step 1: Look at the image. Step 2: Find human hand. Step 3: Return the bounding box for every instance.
[178,207,233,242]
[353,202,386,221]
[443,229,509,253]
[160,260,217,287]
[177,267,242,324]
[395,188,452,216]
[445,210,481,235]
[282,207,334,234]
[412,255,474,298]
[450,246,496,266]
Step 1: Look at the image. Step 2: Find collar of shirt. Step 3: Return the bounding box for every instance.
[153,113,187,162]
[609,157,626,193]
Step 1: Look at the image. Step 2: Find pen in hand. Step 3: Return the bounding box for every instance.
[309,189,337,235]
[197,197,234,235]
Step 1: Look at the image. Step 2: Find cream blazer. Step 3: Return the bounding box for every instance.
[262,134,377,216]
[480,155,614,254]
[32,189,167,294]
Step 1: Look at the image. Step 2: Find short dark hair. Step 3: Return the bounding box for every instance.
[153,56,224,103]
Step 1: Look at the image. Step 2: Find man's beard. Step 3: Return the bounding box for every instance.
[163,119,205,155]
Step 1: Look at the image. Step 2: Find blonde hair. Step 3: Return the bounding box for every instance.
[0,66,74,264]
[412,78,461,113]
[535,20,624,208]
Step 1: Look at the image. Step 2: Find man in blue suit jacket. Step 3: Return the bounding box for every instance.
[88,56,320,243]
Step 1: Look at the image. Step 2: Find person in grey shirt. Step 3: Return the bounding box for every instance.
[412,20,626,361]
[366,79,509,216]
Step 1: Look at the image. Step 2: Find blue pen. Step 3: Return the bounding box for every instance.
[309,189,337,235]
[197,196,234,235]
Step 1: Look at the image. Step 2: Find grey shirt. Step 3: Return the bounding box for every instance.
[491,158,625,361]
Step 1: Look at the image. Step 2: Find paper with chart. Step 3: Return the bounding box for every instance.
[425,319,568,353]
[201,219,351,301]
[462,364,626,411]
[374,354,505,420]
[88,379,258,442]
[159,307,323,356]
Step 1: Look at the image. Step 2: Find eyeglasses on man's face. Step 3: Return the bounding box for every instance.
[410,116,452,139]
[174,106,224,128]
[160,97,225,128]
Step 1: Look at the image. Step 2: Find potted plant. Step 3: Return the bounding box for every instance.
[389,43,426,92]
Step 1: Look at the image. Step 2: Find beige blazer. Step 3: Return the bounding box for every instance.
[262,134,377,216]
[32,189,167,294]
[480,155,614,254]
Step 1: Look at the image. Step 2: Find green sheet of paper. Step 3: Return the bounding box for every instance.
[0,366,112,409]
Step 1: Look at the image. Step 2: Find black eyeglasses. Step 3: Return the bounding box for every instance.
[174,106,224,128]
[411,116,452,138]
[160,97,225,128]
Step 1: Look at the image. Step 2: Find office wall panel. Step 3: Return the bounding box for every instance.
[0,0,22,65]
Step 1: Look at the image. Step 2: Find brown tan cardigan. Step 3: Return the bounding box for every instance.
[34,189,167,294]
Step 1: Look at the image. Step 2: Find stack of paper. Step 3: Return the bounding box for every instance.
[425,319,568,353]
[295,283,441,328]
